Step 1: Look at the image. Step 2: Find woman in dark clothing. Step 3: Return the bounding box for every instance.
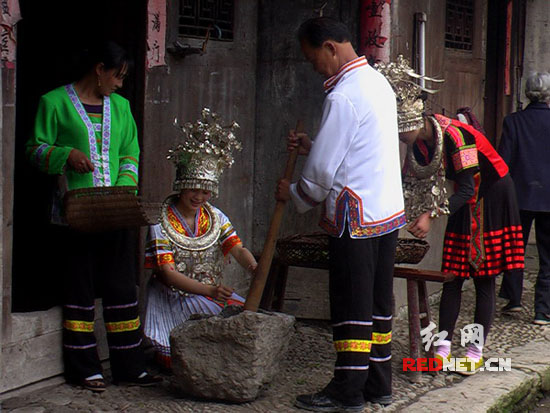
[498,71,550,324]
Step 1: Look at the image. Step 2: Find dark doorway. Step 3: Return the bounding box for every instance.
[12,0,147,311]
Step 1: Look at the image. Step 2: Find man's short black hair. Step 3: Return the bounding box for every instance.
[298,17,352,48]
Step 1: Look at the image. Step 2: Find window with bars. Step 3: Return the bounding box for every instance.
[445,0,474,51]
[178,0,234,41]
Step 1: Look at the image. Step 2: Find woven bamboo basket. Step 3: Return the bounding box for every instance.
[276,232,430,266]
[64,186,161,232]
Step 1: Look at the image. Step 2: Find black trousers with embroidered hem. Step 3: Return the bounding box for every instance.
[324,228,397,406]
[61,228,146,382]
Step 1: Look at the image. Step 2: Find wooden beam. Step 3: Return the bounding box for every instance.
[394,267,455,283]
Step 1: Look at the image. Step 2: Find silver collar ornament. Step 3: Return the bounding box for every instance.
[402,115,450,222]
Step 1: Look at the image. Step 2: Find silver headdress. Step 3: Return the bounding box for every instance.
[374,55,443,133]
[375,56,449,223]
[168,108,241,196]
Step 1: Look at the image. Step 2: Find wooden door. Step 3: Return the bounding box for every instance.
[430,0,488,134]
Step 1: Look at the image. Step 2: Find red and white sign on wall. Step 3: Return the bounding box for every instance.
[0,0,21,69]
[146,0,167,69]
[359,0,391,65]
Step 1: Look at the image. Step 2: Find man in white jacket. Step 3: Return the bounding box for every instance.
[276,17,404,412]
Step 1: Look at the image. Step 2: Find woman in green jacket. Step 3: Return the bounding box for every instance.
[26,41,160,392]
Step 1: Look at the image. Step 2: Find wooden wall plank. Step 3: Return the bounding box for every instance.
[2,302,109,394]
[0,331,63,393]
[1,68,16,346]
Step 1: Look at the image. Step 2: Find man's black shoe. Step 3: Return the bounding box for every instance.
[534,312,550,325]
[295,392,364,412]
[365,394,392,406]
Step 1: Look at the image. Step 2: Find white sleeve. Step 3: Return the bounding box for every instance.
[290,92,359,213]
[144,223,174,268]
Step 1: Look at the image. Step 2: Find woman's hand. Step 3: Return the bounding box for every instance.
[246,262,258,278]
[247,262,258,275]
[209,284,234,301]
[407,211,433,238]
[287,129,312,156]
[67,149,94,173]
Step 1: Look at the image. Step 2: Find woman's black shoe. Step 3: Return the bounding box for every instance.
[365,394,392,406]
[114,372,163,387]
[501,302,522,315]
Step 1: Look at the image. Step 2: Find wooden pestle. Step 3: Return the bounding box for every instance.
[243,120,304,312]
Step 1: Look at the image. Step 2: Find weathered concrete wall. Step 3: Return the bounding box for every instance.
[253,1,359,316]
[521,0,550,104]
[141,0,258,294]
[254,0,359,247]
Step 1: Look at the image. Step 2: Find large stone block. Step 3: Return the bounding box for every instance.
[170,310,295,402]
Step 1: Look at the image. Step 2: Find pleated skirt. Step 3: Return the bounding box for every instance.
[442,174,525,278]
[144,278,244,368]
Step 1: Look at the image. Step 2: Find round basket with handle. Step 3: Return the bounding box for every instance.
[64,186,161,232]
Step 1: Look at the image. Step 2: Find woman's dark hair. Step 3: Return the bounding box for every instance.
[298,17,352,48]
[73,41,133,80]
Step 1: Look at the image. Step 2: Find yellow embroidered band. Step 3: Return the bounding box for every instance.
[372,331,392,345]
[105,317,141,333]
[64,319,94,332]
[334,339,372,353]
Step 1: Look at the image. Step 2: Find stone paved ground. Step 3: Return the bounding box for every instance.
[536,396,550,412]
[1,245,546,413]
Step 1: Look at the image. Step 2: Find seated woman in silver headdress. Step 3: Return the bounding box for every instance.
[376,57,524,375]
[143,109,257,370]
